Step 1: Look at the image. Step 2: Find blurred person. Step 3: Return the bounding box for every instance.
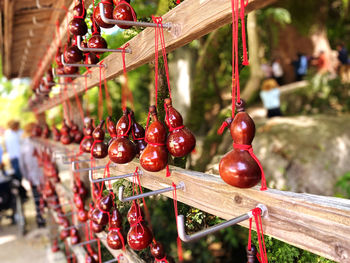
[336,43,348,65]
[19,123,45,227]
[296,53,308,81]
[336,43,350,83]
[260,78,282,118]
[272,58,284,85]
[0,144,6,176]
[4,120,23,180]
[316,51,329,74]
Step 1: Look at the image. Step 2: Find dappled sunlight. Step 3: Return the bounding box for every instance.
[0,234,16,245]
[267,116,317,127]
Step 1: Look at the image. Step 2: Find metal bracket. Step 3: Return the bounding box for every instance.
[77,35,132,54]
[61,54,106,68]
[177,204,268,242]
[118,182,185,202]
[73,163,116,173]
[62,223,86,231]
[88,166,138,183]
[52,67,91,79]
[99,3,172,29]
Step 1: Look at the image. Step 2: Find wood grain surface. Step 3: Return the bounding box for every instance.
[35,138,350,262]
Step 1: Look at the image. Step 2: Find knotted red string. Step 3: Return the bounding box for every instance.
[101,63,113,116]
[248,208,268,263]
[72,85,85,123]
[155,257,169,263]
[104,160,112,189]
[121,43,135,111]
[152,16,172,107]
[217,120,229,135]
[172,183,183,262]
[233,143,267,190]
[98,67,104,121]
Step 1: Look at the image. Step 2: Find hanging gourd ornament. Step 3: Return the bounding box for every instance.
[108,109,136,164]
[130,110,147,155]
[219,100,262,188]
[113,1,136,29]
[91,120,108,159]
[164,98,196,157]
[80,118,95,153]
[93,0,115,29]
[140,106,168,172]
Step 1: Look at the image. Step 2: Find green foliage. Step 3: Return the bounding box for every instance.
[251,233,336,263]
[335,171,350,198]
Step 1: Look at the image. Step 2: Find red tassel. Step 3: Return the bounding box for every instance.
[217,121,229,135]
[166,165,171,177]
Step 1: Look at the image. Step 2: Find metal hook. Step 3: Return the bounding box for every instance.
[62,223,86,231]
[77,35,132,54]
[118,182,185,202]
[52,67,91,79]
[61,54,106,68]
[88,166,138,183]
[177,204,268,242]
[99,3,172,30]
[72,238,98,247]
[73,163,116,173]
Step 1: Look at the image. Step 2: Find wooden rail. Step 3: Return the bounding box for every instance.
[30,0,276,113]
[35,138,350,263]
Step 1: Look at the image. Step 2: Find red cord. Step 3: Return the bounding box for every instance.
[102,64,113,116]
[121,43,134,111]
[172,183,183,262]
[233,143,267,190]
[72,85,85,123]
[98,67,104,121]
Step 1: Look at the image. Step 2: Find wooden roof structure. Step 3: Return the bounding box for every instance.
[0,0,71,79]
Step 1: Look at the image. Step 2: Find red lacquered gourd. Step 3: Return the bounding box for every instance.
[77,208,88,222]
[91,120,108,159]
[140,106,168,172]
[107,205,125,250]
[88,34,107,55]
[60,229,70,240]
[93,0,114,29]
[113,0,130,5]
[69,17,88,36]
[98,190,113,211]
[150,241,166,260]
[219,101,261,188]
[127,201,144,225]
[42,123,51,139]
[108,109,136,164]
[113,1,136,29]
[55,50,63,66]
[91,221,104,233]
[64,65,79,74]
[127,221,153,251]
[85,52,99,65]
[106,116,117,145]
[81,118,95,153]
[52,125,61,141]
[74,193,84,209]
[70,227,80,245]
[60,121,72,145]
[91,207,109,226]
[46,69,54,83]
[164,98,196,157]
[130,110,147,155]
[85,253,97,263]
[56,66,65,75]
[64,45,83,63]
[51,239,59,252]
[73,1,86,18]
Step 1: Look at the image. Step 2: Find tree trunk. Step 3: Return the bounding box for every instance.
[241,11,264,101]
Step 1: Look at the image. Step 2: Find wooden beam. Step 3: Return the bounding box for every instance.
[35,138,350,262]
[30,0,276,113]
[3,0,14,78]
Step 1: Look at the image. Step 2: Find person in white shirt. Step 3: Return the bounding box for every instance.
[19,123,45,227]
[260,78,282,118]
[4,120,23,180]
[272,58,284,86]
